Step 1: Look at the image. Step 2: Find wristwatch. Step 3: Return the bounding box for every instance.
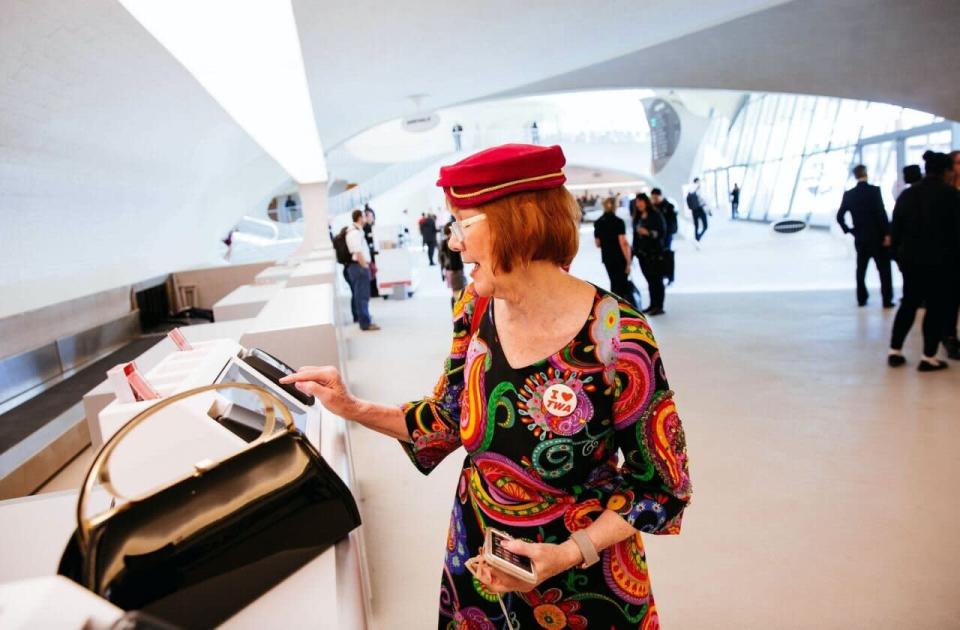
[569,530,599,569]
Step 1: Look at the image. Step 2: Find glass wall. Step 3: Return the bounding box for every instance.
[699,93,954,226]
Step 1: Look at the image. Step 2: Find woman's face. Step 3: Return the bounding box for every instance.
[449,209,495,296]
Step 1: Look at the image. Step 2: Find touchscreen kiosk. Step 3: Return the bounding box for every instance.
[213,349,320,446]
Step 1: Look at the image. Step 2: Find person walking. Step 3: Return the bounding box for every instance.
[651,188,677,284]
[686,178,709,243]
[420,213,439,266]
[438,223,466,309]
[633,194,668,315]
[345,209,380,331]
[363,206,380,298]
[730,183,741,219]
[942,150,960,359]
[593,197,635,307]
[836,165,895,308]
[888,152,960,371]
[282,143,691,629]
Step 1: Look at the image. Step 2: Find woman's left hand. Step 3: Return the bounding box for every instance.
[473,539,580,594]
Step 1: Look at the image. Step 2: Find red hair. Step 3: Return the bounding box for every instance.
[455,187,580,274]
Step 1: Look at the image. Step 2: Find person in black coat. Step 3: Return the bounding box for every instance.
[887,152,960,371]
[594,198,636,308]
[651,188,677,284]
[837,165,894,307]
[632,195,668,315]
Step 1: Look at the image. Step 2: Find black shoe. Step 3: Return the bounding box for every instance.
[858,301,868,308]
[647,308,665,316]
[887,354,906,367]
[883,302,896,309]
[917,359,948,372]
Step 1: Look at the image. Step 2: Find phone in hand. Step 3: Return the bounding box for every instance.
[240,348,315,407]
[482,528,537,584]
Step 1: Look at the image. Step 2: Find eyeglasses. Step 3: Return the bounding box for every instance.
[450,213,487,241]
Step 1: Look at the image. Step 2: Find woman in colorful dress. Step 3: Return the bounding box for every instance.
[282,144,692,629]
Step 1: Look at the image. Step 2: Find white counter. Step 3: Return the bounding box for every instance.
[0,408,366,629]
[83,320,256,448]
[286,260,336,288]
[239,284,340,372]
[213,283,281,321]
[254,265,294,286]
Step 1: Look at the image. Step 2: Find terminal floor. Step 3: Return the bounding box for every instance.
[346,227,959,629]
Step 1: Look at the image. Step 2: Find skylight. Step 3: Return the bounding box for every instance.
[118,0,327,183]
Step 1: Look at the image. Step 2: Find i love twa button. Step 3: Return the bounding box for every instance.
[543,383,577,417]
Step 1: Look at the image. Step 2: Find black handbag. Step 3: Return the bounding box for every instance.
[57,383,361,630]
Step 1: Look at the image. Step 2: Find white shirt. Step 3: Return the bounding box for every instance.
[345,223,365,263]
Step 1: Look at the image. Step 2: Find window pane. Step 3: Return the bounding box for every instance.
[861,140,898,212]
[736,97,763,163]
[805,98,840,153]
[832,99,867,147]
[748,95,778,163]
[741,164,764,219]
[861,102,902,138]
[794,149,855,225]
[766,95,793,159]
[783,96,814,158]
[771,156,801,218]
[899,107,938,129]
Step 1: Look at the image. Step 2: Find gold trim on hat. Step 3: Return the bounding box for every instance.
[448,171,565,199]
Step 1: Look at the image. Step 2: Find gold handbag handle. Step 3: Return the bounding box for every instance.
[76,382,296,546]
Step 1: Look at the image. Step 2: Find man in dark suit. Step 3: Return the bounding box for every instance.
[888,152,960,371]
[837,165,894,307]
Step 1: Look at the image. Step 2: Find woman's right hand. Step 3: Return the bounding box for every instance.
[280,366,358,419]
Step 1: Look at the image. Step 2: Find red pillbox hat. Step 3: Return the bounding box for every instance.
[436,143,566,208]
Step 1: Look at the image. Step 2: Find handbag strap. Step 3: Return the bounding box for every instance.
[471,295,490,335]
[76,383,295,546]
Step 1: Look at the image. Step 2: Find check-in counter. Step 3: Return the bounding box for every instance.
[239,284,341,373]
[302,247,336,263]
[254,265,294,286]
[0,406,367,629]
[82,319,256,449]
[212,283,281,321]
[286,260,336,288]
[375,247,415,298]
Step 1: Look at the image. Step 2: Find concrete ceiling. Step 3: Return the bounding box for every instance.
[492,0,960,122]
[296,0,960,154]
[293,0,792,150]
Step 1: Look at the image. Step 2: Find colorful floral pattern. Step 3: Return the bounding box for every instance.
[401,284,692,628]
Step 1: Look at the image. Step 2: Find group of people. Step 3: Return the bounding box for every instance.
[594,188,678,315]
[837,152,960,371]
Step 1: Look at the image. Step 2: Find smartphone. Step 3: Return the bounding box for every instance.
[240,348,315,407]
[482,528,537,584]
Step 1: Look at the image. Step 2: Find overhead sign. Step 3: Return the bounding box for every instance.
[402,112,440,133]
[643,98,682,174]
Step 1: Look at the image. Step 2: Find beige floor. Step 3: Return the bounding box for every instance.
[346,223,960,629]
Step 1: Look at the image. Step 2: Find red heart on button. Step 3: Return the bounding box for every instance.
[561,391,573,402]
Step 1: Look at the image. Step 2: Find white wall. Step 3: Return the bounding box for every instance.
[0,0,289,319]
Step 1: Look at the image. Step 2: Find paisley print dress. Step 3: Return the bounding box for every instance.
[401,283,692,629]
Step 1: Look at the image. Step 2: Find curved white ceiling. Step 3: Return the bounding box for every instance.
[293,0,793,149]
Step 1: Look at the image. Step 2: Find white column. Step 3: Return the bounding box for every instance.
[296,181,331,254]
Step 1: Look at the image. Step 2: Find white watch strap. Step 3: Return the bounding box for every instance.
[570,530,599,568]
